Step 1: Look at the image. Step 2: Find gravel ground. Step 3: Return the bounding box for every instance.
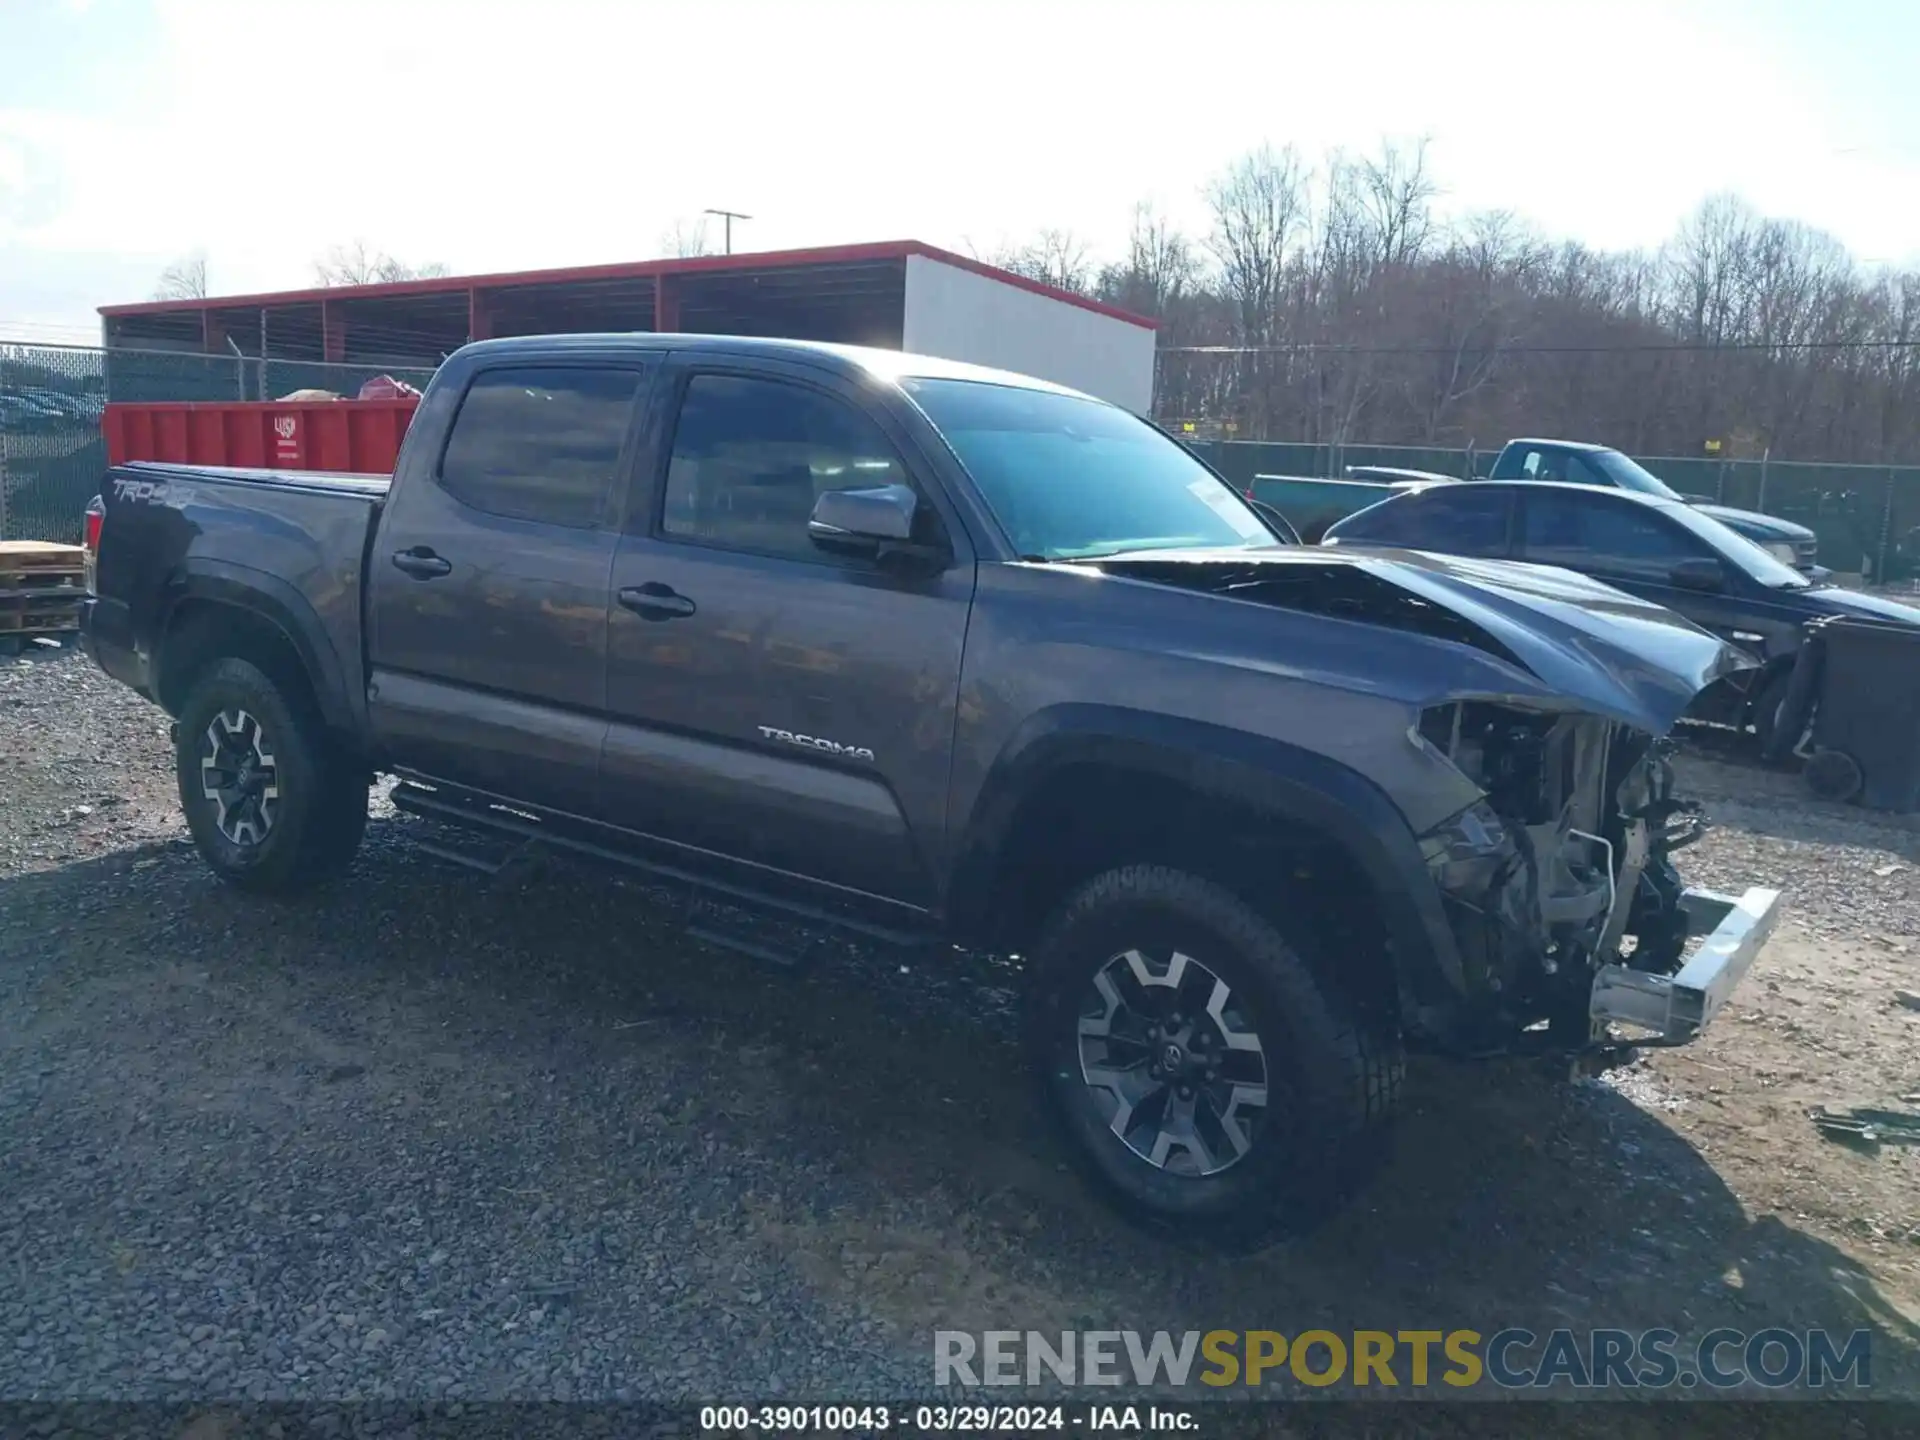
[2,646,1919,1421]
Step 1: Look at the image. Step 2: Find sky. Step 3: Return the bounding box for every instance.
[1,0,1915,343]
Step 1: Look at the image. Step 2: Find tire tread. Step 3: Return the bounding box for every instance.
[1026,863,1404,1249]
[174,656,366,894]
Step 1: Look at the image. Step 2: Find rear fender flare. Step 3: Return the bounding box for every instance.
[157,560,357,733]
[946,704,1467,1004]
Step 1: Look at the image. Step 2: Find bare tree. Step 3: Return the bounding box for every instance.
[1205,144,1306,342]
[1203,144,1308,434]
[661,218,716,258]
[1097,203,1201,320]
[987,229,1096,294]
[1135,149,1917,465]
[1661,194,1759,344]
[153,252,209,301]
[1399,211,1541,441]
[1357,137,1437,270]
[313,241,450,286]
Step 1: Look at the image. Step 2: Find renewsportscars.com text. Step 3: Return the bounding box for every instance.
[934,1328,1871,1391]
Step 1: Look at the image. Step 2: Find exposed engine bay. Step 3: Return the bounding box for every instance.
[1413,701,1708,1050]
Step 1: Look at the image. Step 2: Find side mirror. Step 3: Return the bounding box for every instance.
[808,485,946,570]
[1668,557,1726,593]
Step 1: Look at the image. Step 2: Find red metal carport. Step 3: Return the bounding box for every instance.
[98,240,1148,371]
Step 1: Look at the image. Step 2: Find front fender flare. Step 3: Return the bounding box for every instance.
[946,704,1467,1005]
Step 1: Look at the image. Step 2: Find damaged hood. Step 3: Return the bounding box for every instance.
[1088,545,1755,734]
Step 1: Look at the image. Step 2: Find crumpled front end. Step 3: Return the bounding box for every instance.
[1411,699,1779,1053]
[1086,544,1782,1052]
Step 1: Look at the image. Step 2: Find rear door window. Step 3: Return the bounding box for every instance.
[1334,487,1512,557]
[438,366,643,529]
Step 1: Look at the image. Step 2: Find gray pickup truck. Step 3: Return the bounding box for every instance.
[83,334,1780,1245]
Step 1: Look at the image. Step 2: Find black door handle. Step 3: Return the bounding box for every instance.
[618,582,696,621]
[392,547,452,579]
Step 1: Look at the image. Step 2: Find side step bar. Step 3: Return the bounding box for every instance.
[387,780,931,964]
[407,834,528,876]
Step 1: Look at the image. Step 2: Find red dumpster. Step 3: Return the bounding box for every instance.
[102,398,419,475]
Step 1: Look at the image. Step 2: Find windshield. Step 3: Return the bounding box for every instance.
[901,379,1280,560]
[1664,502,1810,589]
[1587,448,1683,500]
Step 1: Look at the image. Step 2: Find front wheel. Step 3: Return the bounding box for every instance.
[1023,865,1402,1249]
[174,657,367,893]
[1752,666,1809,759]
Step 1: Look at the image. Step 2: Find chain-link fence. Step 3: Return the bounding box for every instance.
[1185,438,1920,578]
[9,341,1920,574]
[0,343,437,541]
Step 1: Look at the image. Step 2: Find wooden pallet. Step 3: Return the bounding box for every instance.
[0,540,86,569]
[0,541,85,593]
[0,573,85,597]
[0,614,80,635]
[0,594,82,634]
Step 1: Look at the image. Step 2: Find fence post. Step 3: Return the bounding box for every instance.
[0,346,10,540]
[226,336,247,400]
[1757,447,1770,512]
[1879,468,1896,584]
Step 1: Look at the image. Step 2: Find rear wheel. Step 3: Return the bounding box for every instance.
[1024,864,1402,1249]
[174,657,367,893]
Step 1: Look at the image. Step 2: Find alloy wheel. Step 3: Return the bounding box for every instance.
[1076,948,1269,1177]
[199,708,280,846]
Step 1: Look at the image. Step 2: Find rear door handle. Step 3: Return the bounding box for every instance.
[392,547,452,579]
[618,582,696,621]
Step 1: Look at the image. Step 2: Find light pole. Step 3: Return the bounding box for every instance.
[703,208,752,255]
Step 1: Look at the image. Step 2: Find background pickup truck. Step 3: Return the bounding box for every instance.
[84,334,1780,1247]
[1251,438,1822,572]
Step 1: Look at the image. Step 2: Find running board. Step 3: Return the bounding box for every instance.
[684,893,817,969]
[387,780,930,963]
[406,834,525,876]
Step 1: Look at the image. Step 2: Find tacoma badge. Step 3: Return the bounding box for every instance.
[757,726,876,762]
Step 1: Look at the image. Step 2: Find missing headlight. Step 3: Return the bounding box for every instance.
[1419,799,1512,895]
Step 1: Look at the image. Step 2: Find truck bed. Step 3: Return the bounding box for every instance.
[91,461,388,736]
[112,460,393,499]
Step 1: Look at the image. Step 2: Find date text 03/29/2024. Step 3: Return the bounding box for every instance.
[700,1405,1188,1433]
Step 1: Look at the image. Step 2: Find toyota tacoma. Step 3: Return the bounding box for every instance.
[83,335,1781,1245]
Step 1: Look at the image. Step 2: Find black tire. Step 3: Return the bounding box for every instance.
[1751,666,1798,757]
[174,657,367,894]
[1024,864,1403,1250]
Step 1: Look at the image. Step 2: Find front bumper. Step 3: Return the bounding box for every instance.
[1588,886,1781,1044]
